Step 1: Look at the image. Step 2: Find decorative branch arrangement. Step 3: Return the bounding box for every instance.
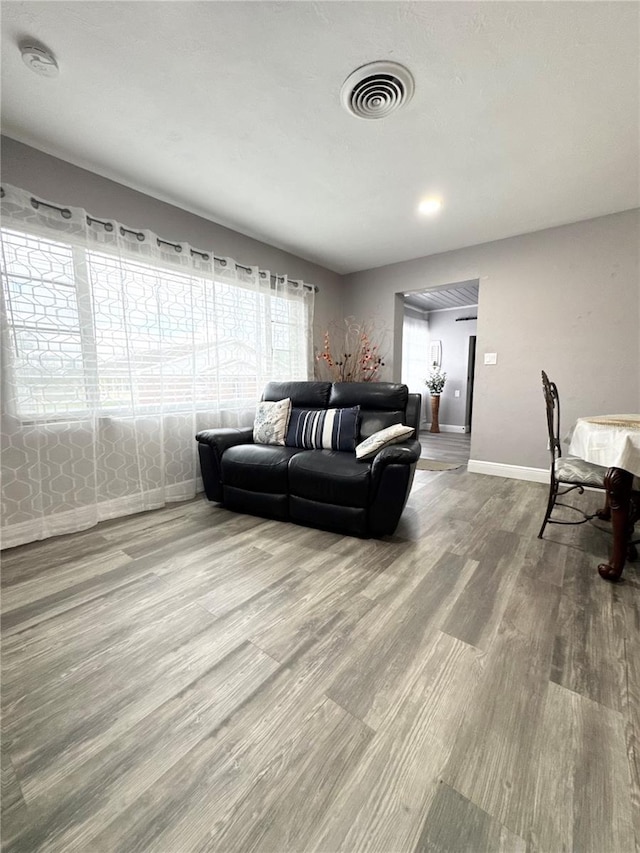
[316,316,387,382]
[425,362,447,395]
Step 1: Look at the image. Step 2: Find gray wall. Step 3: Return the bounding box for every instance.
[0,137,345,348]
[427,307,478,429]
[3,137,638,472]
[343,210,640,470]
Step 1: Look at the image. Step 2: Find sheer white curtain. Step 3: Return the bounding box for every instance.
[401,312,430,424]
[0,183,314,547]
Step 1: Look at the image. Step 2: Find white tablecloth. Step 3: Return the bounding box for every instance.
[568,415,640,478]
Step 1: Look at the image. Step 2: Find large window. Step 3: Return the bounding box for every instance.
[1,227,310,420]
[0,183,315,548]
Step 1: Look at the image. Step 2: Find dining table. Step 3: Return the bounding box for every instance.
[568,414,640,581]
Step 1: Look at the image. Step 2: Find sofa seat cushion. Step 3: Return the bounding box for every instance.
[288,450,371,508]
[222,444,304,493]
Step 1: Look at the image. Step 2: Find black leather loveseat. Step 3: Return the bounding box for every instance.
[196,381,421,537]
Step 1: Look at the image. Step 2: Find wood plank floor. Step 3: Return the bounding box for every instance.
[2,469,639,852]
[419,431,471,465]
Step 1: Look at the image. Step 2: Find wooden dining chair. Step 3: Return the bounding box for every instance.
[538,370,609,539]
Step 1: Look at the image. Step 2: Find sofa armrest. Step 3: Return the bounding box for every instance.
[406,394,422,434]
[196,427,254,451]
[196,427,254,501]
[370,439,421,476]
[368,439,421,536]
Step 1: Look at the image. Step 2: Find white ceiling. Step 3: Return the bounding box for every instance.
[1,2,638,274]
[405,281,479,313]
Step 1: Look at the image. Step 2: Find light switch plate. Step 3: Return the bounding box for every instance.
[484,352,498,365]
[454,389,460,397]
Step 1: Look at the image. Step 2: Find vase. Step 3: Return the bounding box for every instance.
[430,395,441,433]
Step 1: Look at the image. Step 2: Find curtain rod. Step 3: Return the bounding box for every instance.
[0,187,318,293]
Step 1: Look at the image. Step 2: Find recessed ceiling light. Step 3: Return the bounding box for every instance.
[418,198,442,215]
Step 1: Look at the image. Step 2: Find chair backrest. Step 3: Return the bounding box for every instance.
[541,370,562,460]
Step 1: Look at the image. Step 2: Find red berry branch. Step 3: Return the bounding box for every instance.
[315,317,387,382]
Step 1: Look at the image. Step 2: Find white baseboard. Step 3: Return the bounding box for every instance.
[424,423,469,433]
[467,459,549,483]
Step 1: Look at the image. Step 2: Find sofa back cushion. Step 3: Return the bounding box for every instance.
[285,406,360,451]
[328,382,409,440]
[261,381,414,442]
[328,382,408,411]
[358,410,406,440]
[263,381,331,408]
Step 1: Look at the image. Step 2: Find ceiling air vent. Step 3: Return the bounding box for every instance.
[341,61,414,120]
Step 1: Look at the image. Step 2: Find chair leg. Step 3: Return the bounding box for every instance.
[627,492,639,562]
[538,479,558,539]
[595,491,611,521]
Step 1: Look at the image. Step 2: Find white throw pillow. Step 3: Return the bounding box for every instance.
[253,398,292,445]
[355,424,415,460]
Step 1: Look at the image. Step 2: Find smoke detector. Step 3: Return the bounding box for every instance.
[21,44,59,78]
[341,61,414,120]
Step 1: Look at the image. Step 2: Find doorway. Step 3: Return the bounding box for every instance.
[400,279,479,464]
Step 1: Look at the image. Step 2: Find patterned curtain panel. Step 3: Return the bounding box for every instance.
[401,312,429,422]
[0,183,315,547]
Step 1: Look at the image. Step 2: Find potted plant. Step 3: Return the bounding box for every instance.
[425,363,447,433]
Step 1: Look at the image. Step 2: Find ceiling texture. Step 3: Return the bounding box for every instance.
[404,281,479,313]
[1,1,638,274]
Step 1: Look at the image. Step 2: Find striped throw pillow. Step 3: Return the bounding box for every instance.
[285,406,360,452]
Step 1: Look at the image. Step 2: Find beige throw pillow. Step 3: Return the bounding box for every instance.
[355,424,414,460]
[253,398,292,445]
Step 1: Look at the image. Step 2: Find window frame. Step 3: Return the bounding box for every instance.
[1,227,310,423]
